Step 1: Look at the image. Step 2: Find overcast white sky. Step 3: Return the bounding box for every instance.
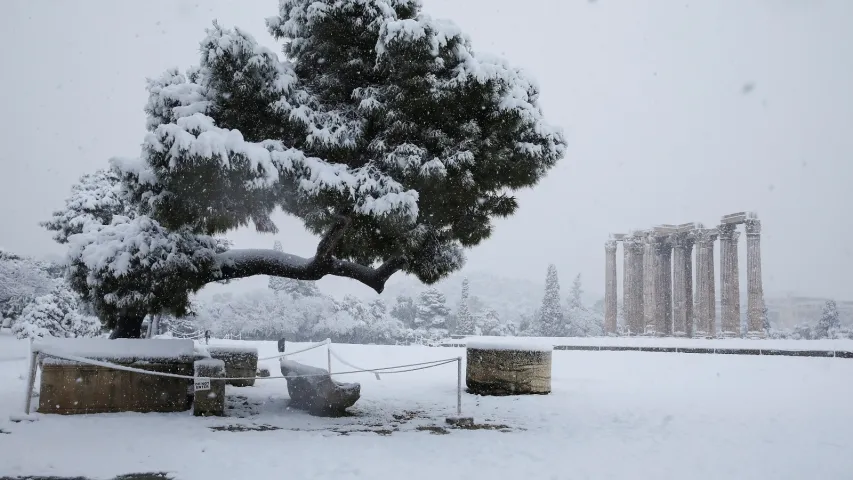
[1,0,851,300]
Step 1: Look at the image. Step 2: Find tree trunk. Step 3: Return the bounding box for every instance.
[110,314,146,339]
[151,315,162,337]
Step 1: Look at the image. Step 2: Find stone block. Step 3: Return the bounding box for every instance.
[38,359,195,415]
[466,340,552,396]
[721,212,748,224]
[206,346,258,387]
[279,360,360,415]
[36,338,199,415]
[193,359,226,417]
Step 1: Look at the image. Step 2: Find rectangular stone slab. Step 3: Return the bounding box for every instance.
[38,359,194,415]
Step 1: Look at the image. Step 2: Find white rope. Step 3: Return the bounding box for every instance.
[257,338,331,361]
[38,348,196,380]
[329,347,381,380]
[35,347,459,381]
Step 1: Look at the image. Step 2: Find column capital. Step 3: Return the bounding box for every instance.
[745,219,761,235]
[605,240,618,253]
[670,232,694,249]
[654,240,673,255]
[693,228,718,246]
[624,234,645,253]
[717,223,737,239]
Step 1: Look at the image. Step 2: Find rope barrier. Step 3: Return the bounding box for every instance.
[329,347,381,380]
[34,347,459,381]
[24,339,462,420]
[257,339,331,361]
[24,341,466,418]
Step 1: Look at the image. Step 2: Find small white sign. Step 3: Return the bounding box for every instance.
[194,377,211,392]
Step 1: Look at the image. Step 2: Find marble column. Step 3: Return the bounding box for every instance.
[731,231,741,334]
[693,237,707,338]
[718,224,740,337]
[624,236,645,335]
[655,240,673,336]
[604,240,618,335]
[623,241,632,335]
[643,234,658,335]
[706,232,717,337]
[631,239,645,335]
[694,230,717,337]
[684,239,695,337]
[745,218,766,337]
[671,235,688,337]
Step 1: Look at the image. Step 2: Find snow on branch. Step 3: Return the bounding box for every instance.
[41,168,133,244]
[376,14,463,57]
[68,215,221,281]
[140,112,419,222]
[374,11,565,164]
[144,67,213,131]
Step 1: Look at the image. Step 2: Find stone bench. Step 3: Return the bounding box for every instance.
[279,359,360,415]
[33,338,200,415]
[205,345,259,387]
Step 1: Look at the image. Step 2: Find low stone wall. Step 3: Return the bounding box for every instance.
[206,346,258,387]
[466,344,552,396]
[441,341,853,358]
[552,345,853,357]
[38,355,196,415]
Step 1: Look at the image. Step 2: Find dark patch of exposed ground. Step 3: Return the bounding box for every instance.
[210,407,518,436]
[2,473,171,480]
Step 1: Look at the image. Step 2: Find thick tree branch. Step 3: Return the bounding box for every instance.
[213,215,407,292]
[214,249,406,293]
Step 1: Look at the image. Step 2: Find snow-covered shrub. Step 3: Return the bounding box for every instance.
[12,284,101,339]
[0,248,60,322]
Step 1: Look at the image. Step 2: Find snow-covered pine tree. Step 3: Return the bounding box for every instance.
[815,300,841,339]
[475,308,501,336]
[268,241,320,297]
[42,0,565,338]
[568,273,583,310]
[390,295,418,329]
[565,273,604,337]
[761,305,771,335]
[12,283,101,339]
[518,313,535,336]
[416,288,450,331]
[368,298,388,319]
[538,264,564,337]
[456,277,475,335]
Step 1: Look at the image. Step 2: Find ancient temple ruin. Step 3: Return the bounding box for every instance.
[604,212,765,338]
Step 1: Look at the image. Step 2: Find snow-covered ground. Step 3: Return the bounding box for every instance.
[1,331,852,479]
